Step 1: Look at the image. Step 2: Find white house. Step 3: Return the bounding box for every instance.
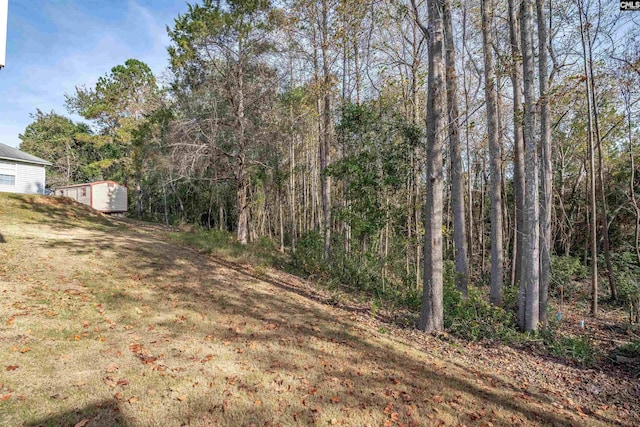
[0,143,52,195]
[55,181,128,214]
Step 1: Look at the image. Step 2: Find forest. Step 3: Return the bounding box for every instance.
[18,0,640,338]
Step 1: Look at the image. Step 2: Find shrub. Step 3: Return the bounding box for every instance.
[549,336,598,367]
[550,255,588,298]
[291,231,327,277]
[541,320,599,367]
[443,261,517,342]
[609,252,640,314]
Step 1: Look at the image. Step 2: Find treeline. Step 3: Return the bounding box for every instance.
[20,0,640,332]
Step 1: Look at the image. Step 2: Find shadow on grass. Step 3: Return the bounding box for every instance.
[25,399,127,427]
[22,219,638,426]
[0,230,5,243]
[4,193,114,230]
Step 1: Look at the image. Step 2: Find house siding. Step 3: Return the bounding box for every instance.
[0,160,46,194]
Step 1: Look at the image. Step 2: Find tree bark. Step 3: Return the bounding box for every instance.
[443,0,469,297]
[577,0,598,317]
[536,0,551,325]
[320,0,332,261]
[418,0,445,332]
[482,0,504,306]
[520,0,540,331]
[508,0,525,303]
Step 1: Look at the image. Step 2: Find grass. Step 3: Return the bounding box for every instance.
[0,193,636,426]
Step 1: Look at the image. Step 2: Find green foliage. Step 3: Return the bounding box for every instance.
[542,323,599,367]
[609,252,640,308]
[170,227,281,267]
[443,262,517,341]
[291,231,328,277]
[550,255,589,298]
[329,102,421,240]
[19,110,105,188]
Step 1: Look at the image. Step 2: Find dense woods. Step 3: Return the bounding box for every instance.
[19,0,640,334]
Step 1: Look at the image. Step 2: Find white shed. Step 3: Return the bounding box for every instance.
[55,180,128,214]
[0,142,52,194]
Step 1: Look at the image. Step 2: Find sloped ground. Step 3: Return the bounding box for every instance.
[0,193,638,426]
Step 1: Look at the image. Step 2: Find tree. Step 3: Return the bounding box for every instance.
[415,0,446,332]
[19,110,95,188]
[576,0,599,316]
[537,0,551,324]
[481,0,503,306]
[520,0,540,331]
[508,0,525,309]
[444,0,469,297]
[168,0,280,244]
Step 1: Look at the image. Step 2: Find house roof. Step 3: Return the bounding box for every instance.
[0,142,52,166]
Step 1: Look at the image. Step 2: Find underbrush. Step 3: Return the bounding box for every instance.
[175,228,621,368]
[168,227,283,268]
[541,321,599,367]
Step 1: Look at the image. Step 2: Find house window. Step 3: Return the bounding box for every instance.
[81,187,87,197]
[0,174,15,185]
[0,161,16,186]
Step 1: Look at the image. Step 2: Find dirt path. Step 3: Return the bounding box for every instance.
[0,196,638,426]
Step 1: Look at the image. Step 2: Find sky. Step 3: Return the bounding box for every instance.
[0,0,190,148]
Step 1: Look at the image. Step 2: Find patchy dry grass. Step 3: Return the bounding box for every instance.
[0,193,637,426]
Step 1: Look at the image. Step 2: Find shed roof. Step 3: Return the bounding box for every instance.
[56,180,124,189]
[0,142,52,166]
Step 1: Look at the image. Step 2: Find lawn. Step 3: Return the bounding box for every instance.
[0,193,637,426]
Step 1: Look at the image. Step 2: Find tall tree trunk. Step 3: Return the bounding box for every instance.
[577,0,598,317]
[520,0,540,331]
[585,19,616,301]
[289,113,297,253]
[443,0,469,297]
[417,0,445,332]
[320,0,332,260]
[508,0,526,324]
[537,0,551,325]
[482,0,504,306]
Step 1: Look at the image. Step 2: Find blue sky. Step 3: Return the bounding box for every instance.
[0,0,190,148]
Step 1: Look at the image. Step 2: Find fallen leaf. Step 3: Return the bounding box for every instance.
[177,394,187,401]
[20,347,31,353]
[105,364,119,373]
[73,419,90,427]
[5,366,18,371]
[128,396,138,403]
